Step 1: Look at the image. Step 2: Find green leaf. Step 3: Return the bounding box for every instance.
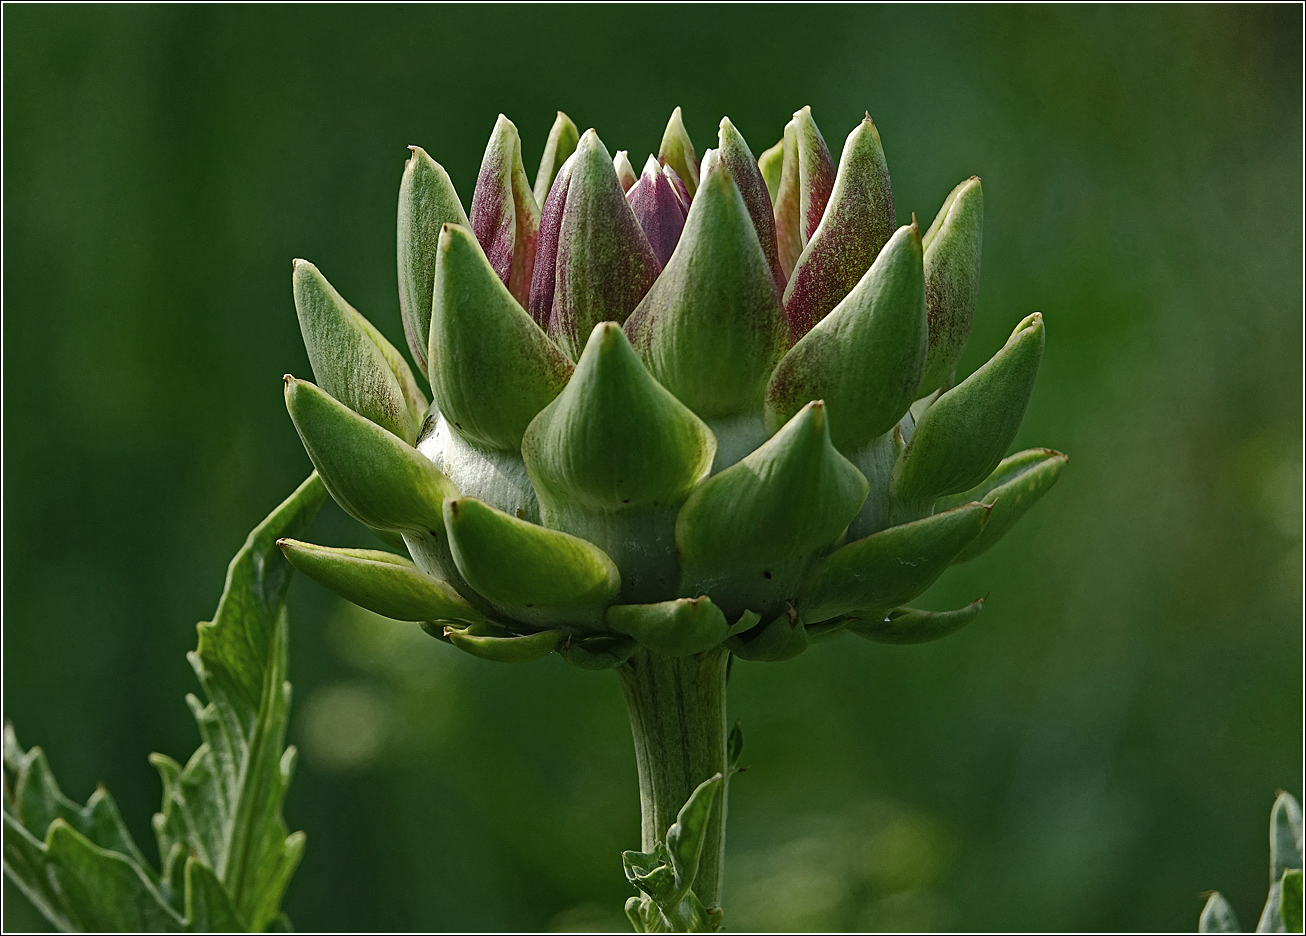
[443,495,621,628]
[845,596,986,645]
[184,858,244,933]
[783,114,897,341]
[799,501,990,624]
[470,114,541,308]
[727,721,744,771]
[919,176,983,396]
[444,625,565,663]
[625,155,788,420]
[277,538,483,624]
[428,223,573,452]
[151,472,325,931]
[766,222,927,452]
[533,111,581,206]
[658,106,700,199]
[1199,892,1241,933]
[1282,869,1304,933]
[292,259,426,443]
[284,376,456,534]
[397,145,471,376]
[890,312,1045,517]
[677,401,867,621]
[936,448,1068,562]
[666,773,724,896]
[606,597,731,657]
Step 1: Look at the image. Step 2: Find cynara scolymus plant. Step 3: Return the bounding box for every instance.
[278,104,1067,931]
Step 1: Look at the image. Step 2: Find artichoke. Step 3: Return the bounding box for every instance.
[277,105,1066,928]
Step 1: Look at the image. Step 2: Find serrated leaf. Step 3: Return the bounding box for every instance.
[184,858,244,933]
[1199,892,1241,933]
[151,472,326,931]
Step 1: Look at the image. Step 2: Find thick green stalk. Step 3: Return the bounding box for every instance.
[617,647,730,907]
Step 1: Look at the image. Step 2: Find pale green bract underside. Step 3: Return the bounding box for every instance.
[4,473,327,933]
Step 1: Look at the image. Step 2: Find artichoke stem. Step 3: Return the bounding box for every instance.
[617,647,731,908]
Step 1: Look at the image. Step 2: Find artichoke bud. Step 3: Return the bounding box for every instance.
[524,323,716,514]
[536,130,661,360]
[605,596,731,657]
[277,538,483,624]
[846,596,986,645]
[772,120,803,277]
[428,223,574,452]
[284,376,456,535]
[398,145,471,376]
[676,401,869,621]
[918,177,984,396]
[890,312,1045,516]
[613,150,638,192]
[469,114,541,308]
[717,116,784,290]
[292,259,426,443]
[532,110,580,207]
[783,113,896,341]
[757,137,785,205]
[727,605,810,662]
[657,106,700,199]
[935,448,1068,562]
[626,155,689,267]
[625,159,788,421]
[443,495,621,629]
[799,500,991,624]
[444,625,565,663]
[766,222,927,452]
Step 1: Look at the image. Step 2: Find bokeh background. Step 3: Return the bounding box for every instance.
[4,5,1301,932]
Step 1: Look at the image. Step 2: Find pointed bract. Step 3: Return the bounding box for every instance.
[766,223,927,451]
[284,376,456,533]
[772,121,804,278]
[677,402,869,620]
[792,106,835,247]
[799,501,990,623]
[658,106,700,199]
[277,538,482,624]
[627,155,689,267]
[919,177,984,395]
[533,111,580,207]
[443,496,621,628]
[293,260,426,442]
[606,597,730,657]
[524,322,716,513]
[614,150,638,192]
[528,152,574,328]
[545,131,661,359]
[428,224,574,452]
[846,596,985,644]
[783,114,896,340]
[469,115,541,308]
[758,138,784,204]
[625,161,788,420]
[398,146,470,375]
[445,624,564,663]
[936,448,1068,562]
[727,607,809,661]
[718,117,784,289]
[890,313,1045,515]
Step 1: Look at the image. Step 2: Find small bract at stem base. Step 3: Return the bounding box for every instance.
[617,647,730,909]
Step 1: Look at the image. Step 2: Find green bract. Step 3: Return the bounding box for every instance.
[282,105,1067,668]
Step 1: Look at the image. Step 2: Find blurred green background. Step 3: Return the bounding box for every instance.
[4,5,1301,932]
